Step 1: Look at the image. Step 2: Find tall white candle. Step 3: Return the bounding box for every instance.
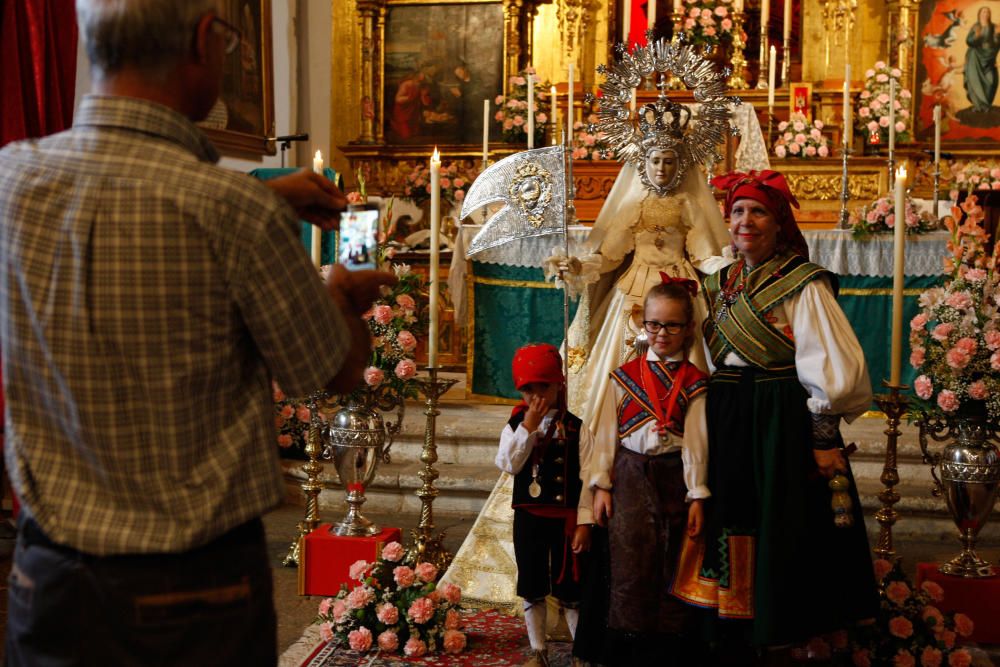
[761,0,770,34]
[482,99,490,166]
[768,46,776,107]
[783,0,791,41]
[674,0,682,14]
[933,104,941,166]
[842,64,851,147]
[890,165,907,386]
[734,0,744,12]
[888,78,896,153]
[429,147,441,368]
[311,150,323,267]
[550,86,558,144]
[649,0,657,31]
[567,63,574,146]
[630,88,637,112]
[527,75,535,150]
[623,0,632,43]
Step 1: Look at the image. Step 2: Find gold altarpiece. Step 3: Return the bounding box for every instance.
[328,0,960,222]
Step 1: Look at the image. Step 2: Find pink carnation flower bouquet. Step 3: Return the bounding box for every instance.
[315,541,466,656]
[848,195,938,239]
[910,196,1000,422]
[494,67,550,146]
[848,559,973,667]
[772,113,830,160]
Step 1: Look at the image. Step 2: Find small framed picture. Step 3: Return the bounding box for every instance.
[790,82,813,120]
[337,206,380,271]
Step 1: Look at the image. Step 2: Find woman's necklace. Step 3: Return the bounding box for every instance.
[714,259,748,323]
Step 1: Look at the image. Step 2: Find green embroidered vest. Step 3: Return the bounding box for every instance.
[702,254,834,370]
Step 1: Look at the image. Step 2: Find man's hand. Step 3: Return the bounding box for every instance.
[687,499,704,538]
[324,265,398,394]
[265,168,347,230]
[571,525,592,554]
[593,488,613,527]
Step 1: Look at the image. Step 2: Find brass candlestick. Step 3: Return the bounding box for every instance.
[838,140,852,228]
[727,12,750,90]
[782,41,791,87]
[756,12,770,89]
[872,383,909,562]
[410,367,458,571]
[667,15,686,90]
[282,391,328,567]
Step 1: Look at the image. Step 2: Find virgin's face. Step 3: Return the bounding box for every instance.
[980,7,991,24]
[645,149,679,189]
[729,197,780,266]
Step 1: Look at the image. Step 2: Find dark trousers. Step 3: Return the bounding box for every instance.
[512,509,581,604]
[5,516,277,667]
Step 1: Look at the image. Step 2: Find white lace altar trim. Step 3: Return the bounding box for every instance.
[804,230,949,277]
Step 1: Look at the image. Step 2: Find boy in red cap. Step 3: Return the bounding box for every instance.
[496,343,594,667]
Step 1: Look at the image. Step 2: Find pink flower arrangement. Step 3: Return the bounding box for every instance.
[315,543,464,656]
[402,160,477,207]
[494,67,551,146]
[773,113,830,160]
[847,559,974,667]
[850,195,937,238]
[910,196,1000,422]
[570,115,610,161]
[856,61,912,144]
[677,0,741,49]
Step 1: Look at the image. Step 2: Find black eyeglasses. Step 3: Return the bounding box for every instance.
[643,320,688,335]
[211,16,242,55]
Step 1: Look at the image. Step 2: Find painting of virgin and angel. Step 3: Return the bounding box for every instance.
[917,0,1000,144]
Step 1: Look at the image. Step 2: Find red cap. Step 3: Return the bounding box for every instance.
[511,343,564,391]
[711,170,809,260]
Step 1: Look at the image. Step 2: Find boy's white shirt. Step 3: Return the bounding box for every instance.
[496,408,596,525]
[587,349,710,501]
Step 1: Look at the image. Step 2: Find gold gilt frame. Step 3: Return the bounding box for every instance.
[198,0,276,157]
[353,0,544,146]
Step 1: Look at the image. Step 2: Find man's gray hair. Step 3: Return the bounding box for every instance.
[76,0,219,76]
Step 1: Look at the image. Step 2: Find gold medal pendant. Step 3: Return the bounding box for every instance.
[529,464,542,498]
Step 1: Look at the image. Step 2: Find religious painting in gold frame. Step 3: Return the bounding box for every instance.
[197,0,275,156]
[790,82,812,120]
[382,0,505,146]
[914,0,1000,148]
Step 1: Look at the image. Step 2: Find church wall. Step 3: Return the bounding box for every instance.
[801,0,888,86]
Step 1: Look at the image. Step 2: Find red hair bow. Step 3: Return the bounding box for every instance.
[658,272,699,296]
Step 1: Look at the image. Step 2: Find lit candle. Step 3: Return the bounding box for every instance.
[888,78,896,153]
[649,0,657,32]
[429,147,441,369]
[933,104,941,166]
[311,150,323,267]
[890,164,907,386]
[482,99,490,166]
[623,0,632,44]
[734,0,744,12]
[842,64,851,147]
[549,86,559,145]
[783,0,791,42]
[567,63,574,147]
[768,46,776,108]
[761,0,770,34]
[527,74,535,149]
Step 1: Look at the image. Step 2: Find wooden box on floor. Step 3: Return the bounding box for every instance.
[298,525,401,596]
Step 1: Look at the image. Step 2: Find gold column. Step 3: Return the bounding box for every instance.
[896,0,917,101]
[355,1,385,145]
[884,0,899,66]
[503,0,524,95]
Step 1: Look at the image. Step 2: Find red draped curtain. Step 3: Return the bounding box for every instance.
[1,0,78,147]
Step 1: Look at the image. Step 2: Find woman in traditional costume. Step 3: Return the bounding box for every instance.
[670,170,878,659]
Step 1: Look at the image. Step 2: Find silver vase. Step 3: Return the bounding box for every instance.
[918,414,1000,578]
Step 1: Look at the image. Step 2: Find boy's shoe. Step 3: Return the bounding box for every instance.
[522,648,550,667]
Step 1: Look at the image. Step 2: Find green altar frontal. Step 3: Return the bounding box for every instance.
[248,167,340,263]
[804,230,948,399]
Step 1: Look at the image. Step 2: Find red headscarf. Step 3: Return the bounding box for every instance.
[711,170,809,260]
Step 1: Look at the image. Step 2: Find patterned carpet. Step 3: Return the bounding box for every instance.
[291,610,573,667]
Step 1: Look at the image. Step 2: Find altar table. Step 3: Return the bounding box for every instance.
[450,225,590,401]
[803,230,948,399]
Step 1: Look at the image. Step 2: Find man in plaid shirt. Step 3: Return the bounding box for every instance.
[0,1,394,664]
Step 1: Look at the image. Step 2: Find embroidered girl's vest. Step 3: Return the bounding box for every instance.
[611,358,708,437]
[509,412,584,510]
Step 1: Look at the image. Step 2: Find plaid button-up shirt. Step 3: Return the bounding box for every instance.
[0,95,348,555]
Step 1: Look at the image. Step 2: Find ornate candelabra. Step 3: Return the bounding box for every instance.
[667,15,686,90]
[410,368,458,571]
[282,391,328,567]
[756,12,770,89]
[727,12,750,90]
[872,383,909,562]
[838,140,852,228]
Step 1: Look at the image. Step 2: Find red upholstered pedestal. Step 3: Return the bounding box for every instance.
[915,562,1000,644]
[298,524,401,596]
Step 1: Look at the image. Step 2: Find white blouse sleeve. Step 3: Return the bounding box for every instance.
[784,276,873,422]
[495,422,536,475]
[576,426,596,525]
[587,381,621,491]
[681,394,710,500]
